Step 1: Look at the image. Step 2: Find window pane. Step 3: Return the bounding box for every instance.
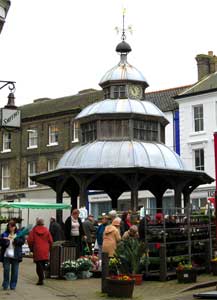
[194,105,204,132]
[28,129,38,147]
[48,159,57,171]
[195,148,204,171]
[28,161,37,187]
[3,132,11,151]
[49,125,59,144]
[2,165,10,189]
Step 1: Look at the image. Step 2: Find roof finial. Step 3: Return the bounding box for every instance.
[122,7,126,41]
[115,7,132,55]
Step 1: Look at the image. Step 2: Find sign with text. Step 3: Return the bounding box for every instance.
[1,108,21,128]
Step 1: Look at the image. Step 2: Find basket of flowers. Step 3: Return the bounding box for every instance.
[176,262,197,283]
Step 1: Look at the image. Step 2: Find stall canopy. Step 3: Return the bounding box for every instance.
[0,201,71,209]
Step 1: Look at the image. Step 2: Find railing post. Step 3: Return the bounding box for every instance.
[159,244,167,281]
[101,252,109,293]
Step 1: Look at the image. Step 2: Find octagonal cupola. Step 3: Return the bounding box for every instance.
[99,18,148,100]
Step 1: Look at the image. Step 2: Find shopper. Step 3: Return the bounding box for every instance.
[122,225,139,240]
[49,216,64,242]
[82,214,96,254]
[64,209,86,255]
[120,211,132,236]
[96,215,109,258]
[0,220,25,290]
[27,218,53,285]
[102,217,121,257]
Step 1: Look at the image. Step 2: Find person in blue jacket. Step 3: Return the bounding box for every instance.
[0,220,25,290]
[96,215,109,258]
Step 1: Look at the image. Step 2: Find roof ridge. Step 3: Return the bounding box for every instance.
[146,84,192,94]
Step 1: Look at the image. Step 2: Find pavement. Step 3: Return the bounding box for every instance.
[0,258,217,300]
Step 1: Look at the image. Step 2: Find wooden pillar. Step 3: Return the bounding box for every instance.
[183,191,190,208]
[79,183,87,208]
[156,195,162,212]
[71,193,78,209]
[56,189,63,223]
[174,186,182,209]
[131,188,138,211]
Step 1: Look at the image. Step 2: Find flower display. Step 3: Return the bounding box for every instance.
[211,257,217,262]
[176,262,193,271]
[76,257,92,272]
[61,260,78,273]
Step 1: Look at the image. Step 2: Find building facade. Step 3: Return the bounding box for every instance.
[175,51,217,208]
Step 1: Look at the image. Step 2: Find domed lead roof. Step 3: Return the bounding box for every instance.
[57,141,187,170]
[76,99,168,121]
[99,60,148,85]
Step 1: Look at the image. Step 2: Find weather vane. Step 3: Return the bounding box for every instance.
[115,8,133,41]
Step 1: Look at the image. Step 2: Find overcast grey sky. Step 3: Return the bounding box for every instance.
[1,0,217,106]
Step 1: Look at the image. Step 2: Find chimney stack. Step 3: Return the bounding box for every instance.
[196,51,217,81]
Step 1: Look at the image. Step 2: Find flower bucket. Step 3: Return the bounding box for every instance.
[176,269,197,283]
[64,272,77,280]
[77,270,92,279]
[130,274,143,285]
[106,278,135,298]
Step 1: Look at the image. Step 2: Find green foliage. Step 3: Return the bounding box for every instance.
[115,238,147,274]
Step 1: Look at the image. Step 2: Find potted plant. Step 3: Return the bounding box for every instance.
[115,239,146,285]
[106,275,135,298]
[76,257,92,279]
[210,257,217,275]
[61,260,78,280]
[176,262,197,283]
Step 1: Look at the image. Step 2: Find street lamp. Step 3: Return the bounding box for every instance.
[0,0,11,34]
[0,80,21,129]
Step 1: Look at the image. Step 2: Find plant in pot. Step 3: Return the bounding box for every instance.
[76,256,92,279]
[115,238,147,285]
[106,274,135,298]
[61,260,78,280]
[210,257,217,275]
[176,262,197,283]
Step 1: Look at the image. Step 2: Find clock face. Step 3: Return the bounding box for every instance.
[128,85,143,99]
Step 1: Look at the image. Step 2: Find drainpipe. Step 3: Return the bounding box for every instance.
[214,132,217,245]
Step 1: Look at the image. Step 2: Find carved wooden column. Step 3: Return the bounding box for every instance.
[131,188,138,211]
[56,188,63,223]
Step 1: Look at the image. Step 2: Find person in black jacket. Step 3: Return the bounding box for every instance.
[49,217,64,242]
[64,209,86,255]
[0,220,25,290]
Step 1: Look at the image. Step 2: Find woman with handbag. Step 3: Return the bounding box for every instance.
[0,220,25,290]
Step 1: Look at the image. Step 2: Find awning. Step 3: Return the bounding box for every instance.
[0,201,71,210]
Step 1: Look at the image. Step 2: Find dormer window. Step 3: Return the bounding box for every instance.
[104,88,110,99]
[110,86,126,99]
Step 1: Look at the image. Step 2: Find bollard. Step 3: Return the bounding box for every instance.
[101,252,109,293]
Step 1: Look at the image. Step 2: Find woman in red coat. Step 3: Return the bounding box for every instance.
[27,218,53,285]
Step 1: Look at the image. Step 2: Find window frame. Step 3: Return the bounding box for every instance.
[1,164,10,190]
[48,124,59,146]
[28,161,37,187]
[47,159,57,171]
[2,132,11,153]
[193,105,204,132]
[194,148,204,171]
[72,121,79,143]
[27,129,38,149]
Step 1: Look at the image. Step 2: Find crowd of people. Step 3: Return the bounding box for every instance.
[0,208,167,290]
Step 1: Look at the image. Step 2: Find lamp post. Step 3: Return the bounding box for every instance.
[0,0,11,34]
